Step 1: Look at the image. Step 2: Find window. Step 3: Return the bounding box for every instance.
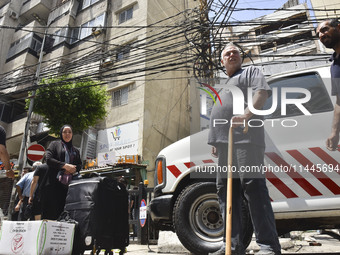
[31,37,42,52]
[54,30,62,45]
[7,33,36,60]
[70,27,80,44]
[116,44,130,61]
[82,0,91,8]
[9,33,32,49]
[70,13,105,43]
[0,100,27,123]
[263,72,333,119]
[119,7,133,24]
[80,19,95,39]
[82,0,99,9]
[238,33,248,41]
[112,87,129,107]
[53,27,68,46]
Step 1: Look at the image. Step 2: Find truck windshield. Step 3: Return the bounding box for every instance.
[263,72,333,119]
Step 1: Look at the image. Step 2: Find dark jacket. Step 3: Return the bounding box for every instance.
[45,140,82,183]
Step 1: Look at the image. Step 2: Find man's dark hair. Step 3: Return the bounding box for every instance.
[329,18,339,27]
[315,19,339,36]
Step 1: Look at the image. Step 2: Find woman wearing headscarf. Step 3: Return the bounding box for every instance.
[42,124,82,220]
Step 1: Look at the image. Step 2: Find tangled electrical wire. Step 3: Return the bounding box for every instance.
[0,2,336,101]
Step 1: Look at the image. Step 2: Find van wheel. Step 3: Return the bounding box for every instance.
[173,182,253,255]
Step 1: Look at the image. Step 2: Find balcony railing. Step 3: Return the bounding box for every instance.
[20,0,52,22]
[6,32,42,61]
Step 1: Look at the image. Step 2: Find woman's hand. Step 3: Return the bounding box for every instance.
[63,163,77,174]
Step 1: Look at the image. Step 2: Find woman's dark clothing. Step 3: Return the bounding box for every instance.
[42,140,82,220]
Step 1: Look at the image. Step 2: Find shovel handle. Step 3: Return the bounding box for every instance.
[225,124,248,255]
[225,126,233,255]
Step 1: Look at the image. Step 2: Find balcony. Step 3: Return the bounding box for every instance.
[6,32,42,61]
[6,20,44,62]
[261,40,317,56]
[20,0,52,24]
[48,0,78,25]
[255,23,313,45]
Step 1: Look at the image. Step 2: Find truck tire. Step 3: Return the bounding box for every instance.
[173,182,253,255]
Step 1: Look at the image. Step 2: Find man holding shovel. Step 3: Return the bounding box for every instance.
[208,43,281,255]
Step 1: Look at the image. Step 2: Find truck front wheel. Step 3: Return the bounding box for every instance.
[173,182,253,255]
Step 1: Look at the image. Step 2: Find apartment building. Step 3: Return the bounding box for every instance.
[221,3,329,75]
[0,0,199,184]
[310,0,340,20]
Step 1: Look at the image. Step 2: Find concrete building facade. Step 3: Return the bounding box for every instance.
[310,0,340,20]
[0,0,199,184]
[221,3,329,76]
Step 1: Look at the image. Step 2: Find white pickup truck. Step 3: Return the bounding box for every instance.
[149,65,340,254]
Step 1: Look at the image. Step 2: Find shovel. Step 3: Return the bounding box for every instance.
[225,124,248,255]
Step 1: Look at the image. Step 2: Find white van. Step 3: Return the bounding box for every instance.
[149,65,340,254]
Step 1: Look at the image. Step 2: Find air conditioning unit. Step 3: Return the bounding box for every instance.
[9,10,18,20]
[92,25,104,36]
[101,57,113,67]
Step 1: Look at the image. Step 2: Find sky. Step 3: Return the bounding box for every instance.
[229,0,313,22]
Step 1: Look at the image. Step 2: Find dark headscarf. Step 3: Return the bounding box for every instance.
[60,124,73,150]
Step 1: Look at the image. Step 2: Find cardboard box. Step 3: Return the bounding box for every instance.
[0,220,75,255]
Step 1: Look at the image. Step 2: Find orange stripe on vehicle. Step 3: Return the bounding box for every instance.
[184,162,196,168]
[265,170,299,198]
[167,165,181,178]
[287,150,340,195]
[266,152,322,197]
[203,159,215,163]
[309,147,340,175]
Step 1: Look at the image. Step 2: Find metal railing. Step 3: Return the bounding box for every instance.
[128,182,158,245]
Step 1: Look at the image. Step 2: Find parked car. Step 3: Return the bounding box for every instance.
[149,65,340,254]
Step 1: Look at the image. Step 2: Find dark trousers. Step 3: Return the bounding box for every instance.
[41,183,68,220]
[216,143,281,255]
[18,197,33,221]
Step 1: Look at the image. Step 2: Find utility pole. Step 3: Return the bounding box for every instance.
[195,0,213,80]
[17,28,48,172]
[7,26,49,220]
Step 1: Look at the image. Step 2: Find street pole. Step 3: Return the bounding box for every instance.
[17,27,48,172]
[7,26,49,220]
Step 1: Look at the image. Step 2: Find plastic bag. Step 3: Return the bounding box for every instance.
[24,203,33,219]
[57,171,72,186]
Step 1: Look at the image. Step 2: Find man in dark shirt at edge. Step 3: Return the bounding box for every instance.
[316,19,340,151]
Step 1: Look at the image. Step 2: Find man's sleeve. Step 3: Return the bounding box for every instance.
[34,167,40,177]
[16,175,27,189]
[247,66,272,97]
[0,127,6,146]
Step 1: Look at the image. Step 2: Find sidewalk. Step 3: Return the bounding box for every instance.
[85,230,340,254]
[83,244,179,255]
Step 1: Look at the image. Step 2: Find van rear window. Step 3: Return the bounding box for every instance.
[263,72,333,119]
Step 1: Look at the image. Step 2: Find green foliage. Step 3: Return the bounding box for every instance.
[26,75,109,135]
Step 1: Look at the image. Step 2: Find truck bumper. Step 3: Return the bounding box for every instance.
[148,194,173,222]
